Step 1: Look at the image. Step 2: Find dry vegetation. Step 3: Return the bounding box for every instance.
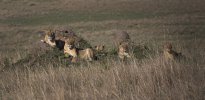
[0,0,205,100]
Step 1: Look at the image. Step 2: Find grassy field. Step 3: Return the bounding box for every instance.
[0,0,205,100]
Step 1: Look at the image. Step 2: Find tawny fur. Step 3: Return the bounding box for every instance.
[64,38,94,62]
[163,43,182,61]
[41,30,56,47]
[118,42,131,60]
[41,29,67,50]
[41,29,82,50]
[94,45,105,52]
[94,45,107,57]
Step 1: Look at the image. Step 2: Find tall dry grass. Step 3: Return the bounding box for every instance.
[0,0,205,100]
[0,44,204,100]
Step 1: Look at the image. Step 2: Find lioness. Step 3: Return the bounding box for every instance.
[58,29,92,49]
[41,29,56,47]
[118,41,131,60]
[41,29,65,50]
[163,43,182,61]
[41,29,91,51]
[64,38,94,62]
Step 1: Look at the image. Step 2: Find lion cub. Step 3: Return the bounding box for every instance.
[115,31,132,60]
[64,38,94,62]
[163,43,182,61]
[94,45,107,58]
[94,45,105,52]
[118,42,131,60]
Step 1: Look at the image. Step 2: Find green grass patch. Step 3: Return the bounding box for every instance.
[0,11,162,26]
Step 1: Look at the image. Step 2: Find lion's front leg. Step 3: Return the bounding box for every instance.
[71,57,77,63]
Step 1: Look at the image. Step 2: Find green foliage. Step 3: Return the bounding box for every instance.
[75,36,93,49]
[131,45,151,59]
[107,48,118,56]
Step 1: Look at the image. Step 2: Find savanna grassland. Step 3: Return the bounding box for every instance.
[0,0,205,100]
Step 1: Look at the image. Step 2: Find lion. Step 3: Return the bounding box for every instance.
[57,29,92,49]
[41,29,65,50]
[94,45,105,52]
[114,31,132,60]
[163,43,182,61]
[41,29,91,51]
[41,29,56,47]
[94,45,107,58]
[118,41,131,60]
[64,38,94,62]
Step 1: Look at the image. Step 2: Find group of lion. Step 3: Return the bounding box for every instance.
[41,29,182,63]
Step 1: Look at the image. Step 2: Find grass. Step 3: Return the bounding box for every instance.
[0,11,162,26]
[0,52,204,100]
[0,0,205,100]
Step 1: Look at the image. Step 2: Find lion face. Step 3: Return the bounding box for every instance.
[41,29,56,47]
[45,30,55,41]
[94,45,105,52]
[164,43,172,52]
[64,38,75,49]
[163,43,182,61]
[118,42,131,59]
